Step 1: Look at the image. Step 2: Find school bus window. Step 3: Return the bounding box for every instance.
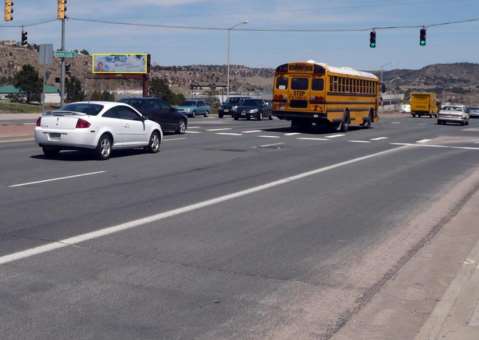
[312,78,324,91]
[339,78,344,92]
[334,77,338,92]
[291,78,309,90]
[353,79,357,93]
[276,77,288,90]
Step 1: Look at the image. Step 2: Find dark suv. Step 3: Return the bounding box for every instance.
[219,96,250,118]
[232,99,273,121]
[120,97,188,134]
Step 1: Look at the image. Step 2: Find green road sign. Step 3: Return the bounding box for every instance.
[55,50,78,58]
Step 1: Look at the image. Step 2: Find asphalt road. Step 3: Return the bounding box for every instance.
[1,114,479,339]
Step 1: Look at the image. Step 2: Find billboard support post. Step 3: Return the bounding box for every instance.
[143,74,149,97]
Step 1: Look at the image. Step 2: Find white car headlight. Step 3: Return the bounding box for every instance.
[232,106,238,111]
[249,109,259,114]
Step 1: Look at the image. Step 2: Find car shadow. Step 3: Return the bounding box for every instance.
[31,149,149,162]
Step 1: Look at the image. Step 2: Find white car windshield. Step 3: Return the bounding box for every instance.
[443,106,464,112]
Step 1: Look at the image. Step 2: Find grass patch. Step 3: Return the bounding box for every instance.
[0,101,45,113]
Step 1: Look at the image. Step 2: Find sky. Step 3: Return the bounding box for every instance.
[1,0,478,70]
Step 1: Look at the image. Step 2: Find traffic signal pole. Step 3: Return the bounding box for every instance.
[60,18,66,106]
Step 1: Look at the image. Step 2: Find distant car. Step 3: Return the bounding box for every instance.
[34,101,163,160]
[232,99,273,121]
[175,100,210,118]
[120,97,188,134]
[437,105,469,126]
[400,104,411,113]
[467,106,479,118]
[218,96,250,118]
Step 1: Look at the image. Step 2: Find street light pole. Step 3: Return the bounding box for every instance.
[226,20,248,101]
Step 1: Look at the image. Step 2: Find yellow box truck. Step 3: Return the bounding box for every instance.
[410,92,439,118]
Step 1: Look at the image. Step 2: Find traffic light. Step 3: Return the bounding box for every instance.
[21,31,28,46]
[57,0,67,20]
[420,27,427,46]
[370,31,376,48]
[4,0,13,22]
[65,64,71,75]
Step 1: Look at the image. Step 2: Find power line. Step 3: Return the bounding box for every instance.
[0,19,57,28]
[2,16,478,32]
[68,16,479,33]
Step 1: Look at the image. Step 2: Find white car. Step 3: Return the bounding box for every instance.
[467,106,479,118]
[35,101,163,160]
[437,105,469,126]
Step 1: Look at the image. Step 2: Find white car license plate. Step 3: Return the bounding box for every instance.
[49,133,61,139]
[224,109,229,113]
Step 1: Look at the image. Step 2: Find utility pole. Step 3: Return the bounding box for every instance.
[226,21,248,100]
[57,0,67,106]
[60,18,66,106]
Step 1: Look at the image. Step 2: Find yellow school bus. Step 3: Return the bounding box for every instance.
[410,92,439,118]
[272,61,381,131]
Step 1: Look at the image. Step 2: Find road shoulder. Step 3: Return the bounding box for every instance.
[332,172,479,340]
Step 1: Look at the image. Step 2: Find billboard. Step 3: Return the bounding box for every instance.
[92,53,149,74]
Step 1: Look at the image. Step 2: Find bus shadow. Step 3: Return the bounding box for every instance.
[262,125,365,135]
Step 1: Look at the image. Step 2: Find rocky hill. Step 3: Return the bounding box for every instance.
[1,41,478,103]
[381,63,479,104]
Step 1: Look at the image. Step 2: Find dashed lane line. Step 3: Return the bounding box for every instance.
[258,142,285,148]
[258,135,281,139]
[186,131,202,134]
[207,128,233,132]
[165,138,187,142]
[390,143,479,151]
[349,140,371,144]
[297,137,329,141]
[284,132,301,136]
[417,139,432,144]
[242,130,262,134]
[9,171,107,188]
[215,132,243,136]
[371,137,389,141]
[325,134,345,139]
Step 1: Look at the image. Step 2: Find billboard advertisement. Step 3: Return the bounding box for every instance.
[92,53,149,74]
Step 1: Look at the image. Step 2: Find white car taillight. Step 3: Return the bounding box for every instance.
[75,118,91,129]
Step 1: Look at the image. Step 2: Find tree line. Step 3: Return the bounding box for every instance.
[9,64,185,105]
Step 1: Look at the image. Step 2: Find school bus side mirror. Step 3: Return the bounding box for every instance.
[381,83,387,93]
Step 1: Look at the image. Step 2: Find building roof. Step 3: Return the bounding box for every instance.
[0,85,60,94]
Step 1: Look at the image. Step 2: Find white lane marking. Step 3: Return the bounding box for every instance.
[9,171,106,188]
[23,122,36,125]
[242,130,262,134]
[297,137,329,141]
[0,138,34,144]
[165,138,186,142]
[186,131,201,134]
[258,135,280,139]
[259,142,284,148]
[0,146,408,266]
[188,126,200,129]
[349,140,371,144]
[207,128,232,132]
[325,134,345,139]
[417,139,432,144]
[371,137,389,141]
[216,132,243,136]
[390,143,479,151]
[284,132,301,136]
